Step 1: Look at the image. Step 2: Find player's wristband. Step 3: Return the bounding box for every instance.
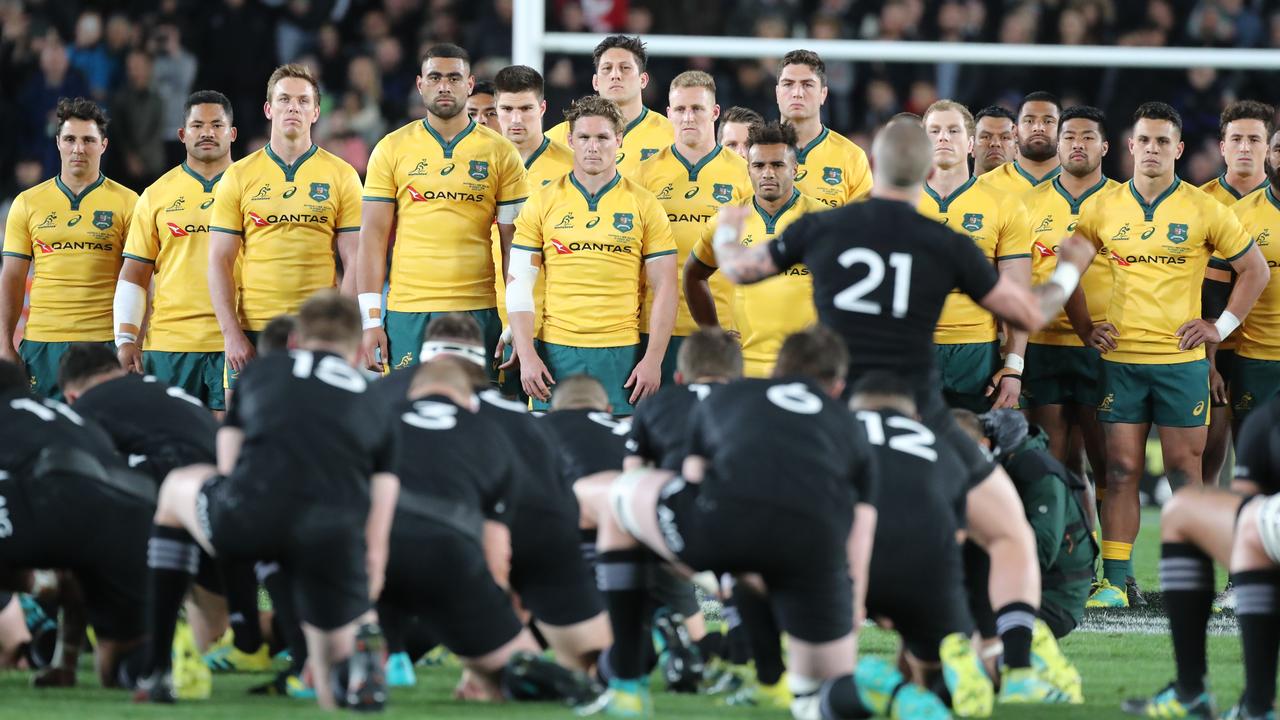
[114,333,137,348]
[1214,310,1242,340]
[712,224,739,251]
[1048,262,1081,297]
[1003,353,1025,373]
[358,293,383,330]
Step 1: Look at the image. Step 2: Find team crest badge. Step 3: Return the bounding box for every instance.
[822,166,842,186]
[93,211,113,230]
[613,213,634,233]
[309,183,330,202]
[713,183,733,203]
[469,160,489,180]
[962,213,984,232]
[1167,223,1188,244]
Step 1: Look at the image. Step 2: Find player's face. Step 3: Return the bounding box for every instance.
[569,115,621,176]
[747,143,796,202]
[592,48,647,105]
[973,116,1015,172]
[1221,119,1268,176]
[465,92,500,131]
[720,121,751,158]
[1018,100,1060,162]
[924,109,972,171]
[418,57,472,120]
[496,90,545,145]
[265,77,320,140]
[668,86,718,149]
[57,118,107,178]
[1058,118,1107,178]
[776,63,827,122]
[179,103,236,163]
[1129,118,1183,179]
[1266,130,1280,188]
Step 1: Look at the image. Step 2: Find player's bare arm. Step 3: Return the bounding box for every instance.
[1176,243,1268,350]
[482,520,513,592]
[979,234,1094,333]
[711,204,781,284]
[366,471,399,601]
[356,200,394,371]
[627,254,676,403]
[849,502,877,628]
[988,256,1032,409]
[215,425,244,476]
[208,230,253,371]
[682,253,721,327]
[502,247,553,400]
[334,231,359,298]
[0,256,31,367]
[114,259,155,373]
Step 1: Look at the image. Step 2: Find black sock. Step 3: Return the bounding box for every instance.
[260,562,308,675]
[995,601,1036,669]
[820,675,873,719]
[1161,543,1214,696]
[735,584,785,685]
[224,560,263,654]
[696,632,723,662]
[376,600,407,655]
[1232,570,1280,715]
[580,529,598,571]
[144,525,199,675]
[596,549,650,680]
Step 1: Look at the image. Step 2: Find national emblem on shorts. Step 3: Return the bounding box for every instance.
[822,166,841,185]
[469,160,489,180]
[613,213,634,233]
[1236,391,1254,411]
[92,211,113,230]
[309,183,330,202]
[962,213,984,232]
[1167,223,1188,244]
[713,183,733,203]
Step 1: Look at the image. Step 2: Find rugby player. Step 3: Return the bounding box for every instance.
[208,64,362,405]
[546,35,674,177]
[634,70,750,381]
[718,106,763,160]
[504,95,677,415]
[465,79,500,131]
[135,292,399,709]
[980,92,1063,195]
[113,91,237,413]
[1067,102,1267,608]
[1,97,137,399]
[776,50,872,207]
[686,121,826,377]
[972,105,1017,177]
[359,44,527,374]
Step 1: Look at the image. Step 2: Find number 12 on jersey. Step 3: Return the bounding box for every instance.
[834,249,913,318]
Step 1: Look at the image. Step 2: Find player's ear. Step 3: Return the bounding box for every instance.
[818,84,828,105]
[674,370,685,385]
[263,100,272,119]
[591,73,601,93]
[1174,140,1185,159]
[1100,140,1108,157]
[538,100,546,117]
[639,72,649,90]
[711,104,720,122]
[100,137,109,153]
[177,126,186,144]
[229,126,239,143]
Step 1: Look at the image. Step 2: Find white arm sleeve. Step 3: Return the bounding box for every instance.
[113,279,147,346]
[496,200,525,225]
[506,247,540,314]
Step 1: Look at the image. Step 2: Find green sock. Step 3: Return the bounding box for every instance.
[1102,557,1131,587]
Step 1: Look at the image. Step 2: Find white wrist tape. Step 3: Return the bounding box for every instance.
[1215,310,1242,340]
[712,223,740,256]
[1003,353,1025,373]
[496,200,525,224]
[358,293,383,329]
[506,248,540,314]
[113,279,146,347]
[1048,261,1081,298]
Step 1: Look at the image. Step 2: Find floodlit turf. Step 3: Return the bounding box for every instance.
[0,508,1248,718]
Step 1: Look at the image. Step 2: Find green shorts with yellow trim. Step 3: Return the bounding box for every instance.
[1097,358,1210,427]
[638,333,684,387]
[1231,355,1280,426]
[19,339,113,401]
[145,351,226,410]
[532,340,639,415]
[385,308,502,382]
[222,330,261,391]
[933,341,999,413]
[1022,343,1102,408]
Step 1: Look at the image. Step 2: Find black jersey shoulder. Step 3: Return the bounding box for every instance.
[73,374,217,463]
[540,409,629,484]
[0,389,122,473]
[628,383,718,470]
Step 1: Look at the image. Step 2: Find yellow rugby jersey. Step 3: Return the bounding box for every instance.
[493,136,575,330]
[1074,178,1254,364]
[1231,187,1280,361]
[2,174,137,341]
[365,119,528,312]
[634,144,751,335]
[123,163,226,352]
[793,127,873,208]
[917,176,1032,344]
[209,144,361,332]
[512,172,676,347]
[1199,174,1268,351]
[548,106,674,177]
[978,160,1061,197]
[1024,176,1120,347]
[691,190,825,377]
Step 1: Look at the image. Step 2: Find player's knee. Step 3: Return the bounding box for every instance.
[1235,500,1265,553]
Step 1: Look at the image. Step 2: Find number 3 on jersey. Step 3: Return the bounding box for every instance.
[834,248,913,318]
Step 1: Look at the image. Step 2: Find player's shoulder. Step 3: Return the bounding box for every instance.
[794,192,831,216]
[617,174,661,205]
[642,107,673,131]
[221,146,270,180]
[529,172,573,205]
[99,175,139,205]
[12,177,59,207]
[1233,185,1275,217]
[540,137,574,164]
[375,118,425,148]
[712,145,749,172]
[547,119,570,139]
[469,122,521,156]
[308,144,359,175]
[819,127,868,162]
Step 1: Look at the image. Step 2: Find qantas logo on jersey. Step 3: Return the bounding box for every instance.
[1034,241,1055,257]
[668,213,712,224]
[550,237,632,254]
[713,183,733,203]
[1108,250,1130,266]
[36,213,57,229]
[167,222,209,237]
[656,184,673,200]
[30,237,114,253]
[550,238,574,254]
[34,238,54,254]
[246,211,330,226]
[167,222,189,237]
[405,185,484,203]
[1113,253,1185,265]
[166,197,185,212]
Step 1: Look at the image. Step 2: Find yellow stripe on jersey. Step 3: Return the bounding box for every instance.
[634,144,751,335]
[513,172,675,347]
[1074,178,1254,364]
[548,107,674,177]
[1199,175,1267,351]
[979,160,1061,198]
[494,136,575,330]
[2,174,137,341]
[793,127,872,207]
[1232,186,1280,361]
[692,190,824,378]
[917,175,1032,344]
[124,163,226,352]
[1023,176,1120,347]
[209,144,362,331]
[365,119,528,313]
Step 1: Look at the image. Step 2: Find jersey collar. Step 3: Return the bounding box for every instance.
[422,118,477,159]
[1051,175,1109,214]
[1128,176,1180,221]
[1013,160,1061,186]
[753,188,801,234]
[264,143,318,182]
[624,107,649,138]
[923,175,976,213]
[795,126,829,165]
[55,172,106,211]
[181,162,224,193]
[570,171,621,211]
[671,144,723,181]
[525,136,551,169]
[1218,172,1269,200]
[1266,185,1280,212]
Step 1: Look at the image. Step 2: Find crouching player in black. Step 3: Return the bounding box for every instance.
[0,360,154,689]
[135,291,401,710]
[378,358,602,709]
